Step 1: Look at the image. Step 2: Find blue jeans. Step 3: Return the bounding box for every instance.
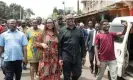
[4,60,22,80]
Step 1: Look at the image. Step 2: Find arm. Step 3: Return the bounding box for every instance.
[116,25,127,36]
[80,30,86,58]
[21,34,28,61]
[95,45,100,62]
[0,35,4,57]
[58,30,63,60]
[23,46,27,62]
[0,46,4,57]
[94,35,100,63]
[85,33,90,48]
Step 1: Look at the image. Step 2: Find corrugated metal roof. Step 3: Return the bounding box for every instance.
[75,11,98,19]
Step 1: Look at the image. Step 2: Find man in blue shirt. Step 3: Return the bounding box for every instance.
[0,19,28,80]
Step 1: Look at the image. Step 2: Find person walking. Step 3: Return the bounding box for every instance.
[95,20,127,80]
[79,22,88,66]
[35,18,60,80]
[0,19,28,80]
[27,19,42,80]
[18,20,29,70]
[57,16,65,30]
[94,23,100,76]
[86,20,96,73]
[36,17,44,30]
[59,14,86,80]
[18,20,29,34]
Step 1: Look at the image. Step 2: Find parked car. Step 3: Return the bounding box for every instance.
[108,16,133,80]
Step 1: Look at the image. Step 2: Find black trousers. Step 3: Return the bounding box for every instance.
[88,46,95,69]
[63,61,82,80]
[4,60,22,80]
[94,58,98,76]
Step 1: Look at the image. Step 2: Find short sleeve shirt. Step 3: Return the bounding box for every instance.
[0,30,28,61]
[95,32,117,61]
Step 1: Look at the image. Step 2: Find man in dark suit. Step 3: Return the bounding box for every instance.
[86,20,96,73]
[59,14,86,80]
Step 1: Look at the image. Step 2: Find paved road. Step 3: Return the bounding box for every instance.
[0,53,108,80]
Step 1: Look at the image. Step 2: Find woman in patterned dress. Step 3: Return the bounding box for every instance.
[35,18,60,80]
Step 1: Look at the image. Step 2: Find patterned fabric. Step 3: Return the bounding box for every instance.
[37,34,60,80]
[27,27,42,63]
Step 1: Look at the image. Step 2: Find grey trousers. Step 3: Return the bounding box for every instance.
[96,60,117,80]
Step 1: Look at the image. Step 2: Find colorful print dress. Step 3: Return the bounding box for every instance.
[37,33,60,80]
[27,27,42,63]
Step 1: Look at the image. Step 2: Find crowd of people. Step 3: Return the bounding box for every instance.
[0,14,127,80]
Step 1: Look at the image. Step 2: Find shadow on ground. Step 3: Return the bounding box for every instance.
[82,66,89,69]
[21,72,30,77]
[79,77,92,80]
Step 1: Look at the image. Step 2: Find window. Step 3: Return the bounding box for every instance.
[109,23,125,43]
[84,2,86,8]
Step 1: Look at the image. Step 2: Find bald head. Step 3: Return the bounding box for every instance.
[79,22,84,28]
[65,14,75,27]
[65,14,74,20]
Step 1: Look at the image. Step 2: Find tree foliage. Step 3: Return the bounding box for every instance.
[51,7,76,19]
[0,1,35,20]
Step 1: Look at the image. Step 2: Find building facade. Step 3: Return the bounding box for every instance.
[75,0,133,25]
[81,0,116,14]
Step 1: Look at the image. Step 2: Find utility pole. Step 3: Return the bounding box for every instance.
[62,1,65,16]
[20,7,22,20]
[77,0,79,15]
[13,9,15,19]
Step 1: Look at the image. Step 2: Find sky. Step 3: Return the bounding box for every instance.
[1,0,82,18]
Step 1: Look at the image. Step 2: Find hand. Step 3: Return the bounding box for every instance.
[59,60,63,66]
[35,42,40,47]
[97,60,101,67]
[40,43,48,49]
[86,47,88,50]
[23,58,28,65]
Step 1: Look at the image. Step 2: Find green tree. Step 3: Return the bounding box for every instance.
[78,9,82,15]
[51,7,59,19]
[0,1,9,19]
[24,8,35,19]
[8,3,24,20]
[0,1,35,20]
[53,7,58,14]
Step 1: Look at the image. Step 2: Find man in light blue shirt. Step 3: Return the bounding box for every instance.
[0,19,28,80]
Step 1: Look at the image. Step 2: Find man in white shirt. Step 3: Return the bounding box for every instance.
[86,20,96,73]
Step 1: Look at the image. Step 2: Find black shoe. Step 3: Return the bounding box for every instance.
[90,66,93,74]
[22,65,27,70]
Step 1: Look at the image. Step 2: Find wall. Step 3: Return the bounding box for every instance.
[81,0,119,13]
